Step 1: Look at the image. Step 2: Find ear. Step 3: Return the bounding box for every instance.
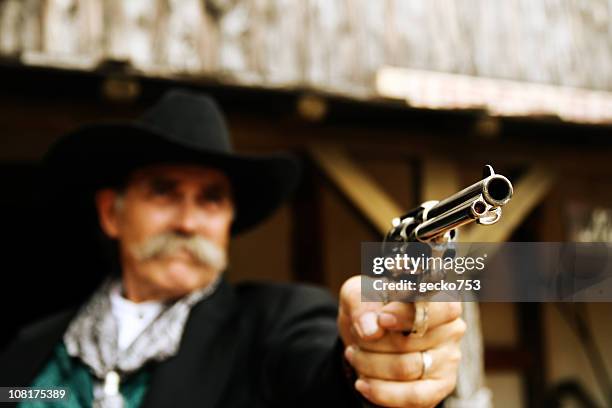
[95,189,121,238]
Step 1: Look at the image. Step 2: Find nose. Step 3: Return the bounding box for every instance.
[173,197,201,235]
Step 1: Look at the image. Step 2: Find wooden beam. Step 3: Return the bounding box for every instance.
[308,142,403,235]
[421,158,461,201]
[460,166,557,242]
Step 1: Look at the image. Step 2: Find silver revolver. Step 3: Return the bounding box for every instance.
[378,165,514,311]
[384,165,513,246]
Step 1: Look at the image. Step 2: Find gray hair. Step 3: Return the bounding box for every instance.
[130,232,228,272]
[113,191,228,272]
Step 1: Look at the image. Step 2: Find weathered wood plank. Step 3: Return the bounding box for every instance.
[2,0,612,95]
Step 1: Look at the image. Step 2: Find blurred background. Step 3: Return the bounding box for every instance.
[1,1,612,407]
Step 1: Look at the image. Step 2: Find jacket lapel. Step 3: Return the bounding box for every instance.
[0,309,77,387]
[1,279,240,408]
[141,278,241,408]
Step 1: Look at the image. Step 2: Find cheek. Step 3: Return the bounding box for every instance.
[120,205,173,241]
[208,214,233,245]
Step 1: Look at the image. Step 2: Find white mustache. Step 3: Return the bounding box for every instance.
[131,232,228,272]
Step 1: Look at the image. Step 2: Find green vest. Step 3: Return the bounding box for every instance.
[19,343,149,408]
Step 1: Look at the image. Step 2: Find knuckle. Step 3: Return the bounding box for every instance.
[449,348,462,364]
[340,275,361,298]
[346,275,362,288]
[387,386,418,408]
[446,375,459,395]
[428,380,455,407]
[353,353,370,374]
[457,318,468,336]
[447,302,462,320]
[411,390,430,407]
[366,384,384,404]
[392,360,408,380]
[394,355,417,380]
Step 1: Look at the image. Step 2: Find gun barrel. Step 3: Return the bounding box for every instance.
[427,174,513,220]
[385,166,514,244]
[414,199,484,242]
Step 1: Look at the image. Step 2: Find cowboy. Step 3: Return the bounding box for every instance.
[0,90,465,407]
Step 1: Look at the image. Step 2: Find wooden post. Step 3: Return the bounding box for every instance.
[291,155,325,284]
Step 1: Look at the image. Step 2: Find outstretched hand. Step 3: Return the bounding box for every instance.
[338,276,466,408]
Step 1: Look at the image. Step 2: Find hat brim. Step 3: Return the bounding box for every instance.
[43,122,301,234]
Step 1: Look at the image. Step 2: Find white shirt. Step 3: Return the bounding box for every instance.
[109,282,165,352]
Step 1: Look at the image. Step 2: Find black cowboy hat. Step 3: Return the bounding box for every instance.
[42,89,301,234]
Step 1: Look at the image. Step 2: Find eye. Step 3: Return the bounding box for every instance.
[200,186,231,206]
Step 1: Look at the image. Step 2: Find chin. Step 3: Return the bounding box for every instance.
[158,262,216,296]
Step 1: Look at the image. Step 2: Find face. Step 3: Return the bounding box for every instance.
[95,164,234,302]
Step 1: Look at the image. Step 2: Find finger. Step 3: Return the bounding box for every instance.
[338,307,372,346]
[339,275,386,341]
[344,345,454,382]
[355,377,456,408]
[355,317,466,353]
[378,301,462,332]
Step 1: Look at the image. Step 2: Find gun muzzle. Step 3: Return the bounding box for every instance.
[425,172,513,220]
[412,167,513,242]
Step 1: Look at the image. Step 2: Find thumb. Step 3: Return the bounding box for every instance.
[339,275,386,341]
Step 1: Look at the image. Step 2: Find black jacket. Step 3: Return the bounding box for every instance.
[0,279,362,407]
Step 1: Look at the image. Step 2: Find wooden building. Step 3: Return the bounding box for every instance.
[1,1,612,407]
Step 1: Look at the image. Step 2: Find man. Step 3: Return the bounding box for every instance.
[0,90,465,407]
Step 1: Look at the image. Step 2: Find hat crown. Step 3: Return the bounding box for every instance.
[140,89,232,153]
[43,88,299,236]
